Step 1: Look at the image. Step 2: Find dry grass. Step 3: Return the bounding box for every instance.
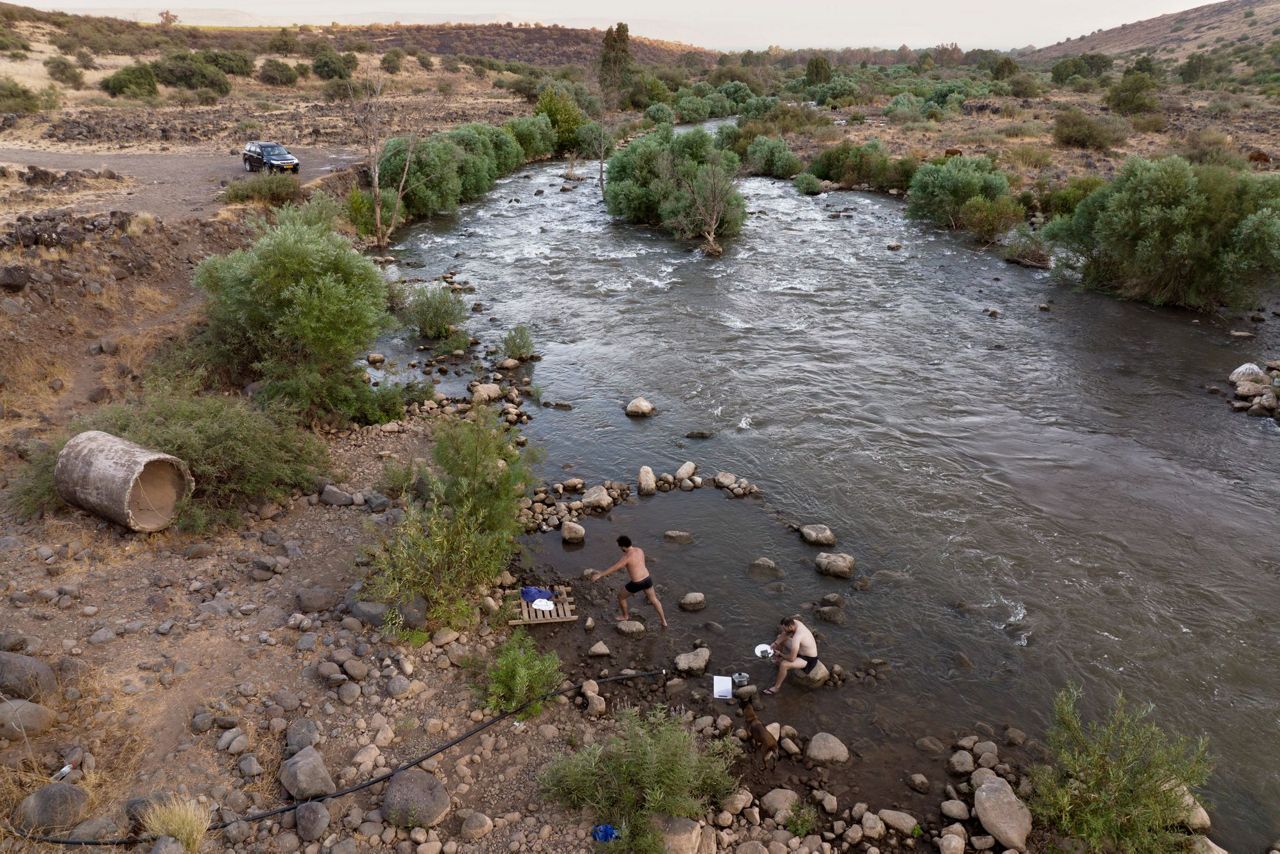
[141,796,211,853]
[125,212,156,238]
[240,719,284,801]
[0,670,144,838]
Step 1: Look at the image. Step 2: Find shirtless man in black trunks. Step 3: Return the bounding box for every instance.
[588,535,669,627]
[765,615,818,695]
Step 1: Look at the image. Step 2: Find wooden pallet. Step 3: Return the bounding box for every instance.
[508,585,578,626]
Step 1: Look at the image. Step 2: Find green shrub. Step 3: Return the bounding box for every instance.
[907,156,1012,230]
[1030,685,1211,854]
[957,195,1025,242]
[793,172,822,195]
[1053,108,1128,151]
[483,630,563,719]
[194,198,392,421]
[100,64,157,99]
[1007,72,1042,98]
[1105,72,1160,115]
[535,85,586,153]
[745,135,801,178]
[644,102,675,124]
[1043,156,1280,309]
[1176,129,1246,168]
[503,114,556,160]
[44,56,84,88]
[0,77,43,113]
[605,125,746,254]
[417,52,433,70]
[313,48,358,80]
[224,174,302,205]
[406,285,467,338]
[809,140,917,191]
[885,92,926,123]
[379,136,463,218]
[73,49,96,70]
[675,95,711,123]
[257,58,298,86]
[0,31,29,53]
[502,324,534,360]
[345,188,403,236]
[7,383,325,531]
[542,708,740,854]
[381,49,405,75]
[366,413,531,628]
[151,53,231,95]
[1043,175,1106,218]
[196,49,253,76]
[785,803,819,837]
[1003,225,1052,268]
[447,124,502,201]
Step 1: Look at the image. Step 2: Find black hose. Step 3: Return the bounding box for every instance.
[6,669,667,847]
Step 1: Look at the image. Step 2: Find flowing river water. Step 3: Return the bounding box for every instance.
[384,151,1280,848]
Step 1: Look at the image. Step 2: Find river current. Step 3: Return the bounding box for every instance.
[386,154,1280,848]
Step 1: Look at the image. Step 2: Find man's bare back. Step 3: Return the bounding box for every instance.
[589,536,668,627]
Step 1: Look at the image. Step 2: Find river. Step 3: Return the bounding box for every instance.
[385,154,1280,849]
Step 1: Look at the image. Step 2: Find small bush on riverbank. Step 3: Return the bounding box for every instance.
[542,708,740,853]
[502,324,535,360]
[605,125,746,255]
[1053,108,1129,151]
[367,412,531,628]
[483,630,563,719]
[793,172,822,195]
[1043,156,1280,309]
[6,383,326,531]
[745,135,802,178]
[503,114,556,160]
[957,195,1025,243]
[224,174,301,206]
[644,102,674,125]
[344,188,403,237]
[808,140,917,191]
[196,198,393,422]
[406,285,467,339]
[1030,685,1210,854]
[907,156,1012,230]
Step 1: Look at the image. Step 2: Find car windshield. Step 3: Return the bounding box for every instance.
[260,145,286,156]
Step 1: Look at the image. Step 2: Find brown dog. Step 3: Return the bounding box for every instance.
[741,700,778,764]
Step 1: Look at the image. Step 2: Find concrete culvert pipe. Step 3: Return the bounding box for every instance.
[54,431,195,532]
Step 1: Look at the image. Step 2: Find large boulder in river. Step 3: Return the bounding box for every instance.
[805,732,850,764]
[561,521,585,544]
[0,699,56,739]
[625,397,655,417]
[580,485,613,512]
[974,776,1032,851]
[747,557,783,580]
[713,471,737,489]
[0,651,58,702]
[674,461,696,481]
[815,553,855,579]
[674,647,711,675]
[382,768,450,828]
[1229,363,1267,384]
[638,466,657,496]
[800,524,837,546]
[471,383,503,404]
[12,783,88,831]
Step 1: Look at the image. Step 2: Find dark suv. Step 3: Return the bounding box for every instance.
[242,141,300,174]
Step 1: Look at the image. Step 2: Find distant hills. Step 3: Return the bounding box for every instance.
[0,2,714,67]
[1023,0,1280,62]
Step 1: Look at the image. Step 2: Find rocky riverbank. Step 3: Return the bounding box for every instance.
[1219,361,1280,423]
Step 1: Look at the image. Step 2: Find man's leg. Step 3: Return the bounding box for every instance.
[644,588,668,627]
[616,589,631,621]
[768,659,801,693]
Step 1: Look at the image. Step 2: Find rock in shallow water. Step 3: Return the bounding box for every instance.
[974,776,1032,851]
[800,524,837,545]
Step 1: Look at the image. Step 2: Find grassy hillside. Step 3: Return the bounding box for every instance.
[1025,0,1280,63]
[0,3,714,68]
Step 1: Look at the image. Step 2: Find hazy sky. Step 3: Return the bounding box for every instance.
[48,0,1214,49]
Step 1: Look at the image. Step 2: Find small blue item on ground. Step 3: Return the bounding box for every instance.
[521,586,555,603]
[591,824,619,842]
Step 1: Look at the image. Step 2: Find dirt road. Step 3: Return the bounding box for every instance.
[0,144,361,221]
